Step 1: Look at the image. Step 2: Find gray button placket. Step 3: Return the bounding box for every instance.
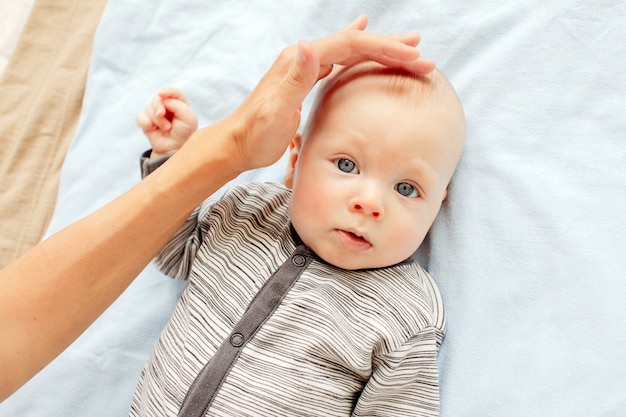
[178,245,313,417]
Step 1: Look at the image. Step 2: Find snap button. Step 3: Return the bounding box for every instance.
[230,333,245,347]
[292,254,306,267]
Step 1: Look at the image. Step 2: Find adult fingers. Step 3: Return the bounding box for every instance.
[274,40,321,119]
[313,31,419,65]
[310,30,435,76]
[342,14,368,31]
[272,28,428,112]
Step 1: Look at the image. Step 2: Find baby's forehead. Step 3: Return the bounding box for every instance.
[305,64,466,168]
[318,64,459,112]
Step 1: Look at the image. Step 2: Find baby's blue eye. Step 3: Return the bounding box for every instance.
[336,158,359,174]
[396,182,419,198]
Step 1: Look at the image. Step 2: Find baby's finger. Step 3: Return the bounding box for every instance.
[136,112,156,133]
[149,96,171,132]
[141,103,161,128]
[150,95,167,118]
[158,86,189,104]
[163,98,198,129]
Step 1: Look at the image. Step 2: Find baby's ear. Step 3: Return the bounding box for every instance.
[283,132,302,189]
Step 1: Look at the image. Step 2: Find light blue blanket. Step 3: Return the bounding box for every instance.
[2,1,625,416]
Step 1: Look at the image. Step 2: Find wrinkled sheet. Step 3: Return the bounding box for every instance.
[1,1,625,416]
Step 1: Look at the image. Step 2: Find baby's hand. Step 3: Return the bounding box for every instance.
[136,87,198,159]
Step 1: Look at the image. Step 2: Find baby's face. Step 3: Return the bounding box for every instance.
[286,77,464,270]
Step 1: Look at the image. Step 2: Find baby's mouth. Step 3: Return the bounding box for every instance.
[335,229,372,250]
[345,231,367,243]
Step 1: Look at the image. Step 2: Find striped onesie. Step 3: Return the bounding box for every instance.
[130,162,446,416]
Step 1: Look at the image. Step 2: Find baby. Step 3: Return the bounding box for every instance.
[132,62,465,416]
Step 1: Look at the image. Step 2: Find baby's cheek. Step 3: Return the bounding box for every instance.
[291,191,316,216]
[388,223,426,261]
[289,192,321,232]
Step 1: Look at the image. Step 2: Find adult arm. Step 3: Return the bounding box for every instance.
[0,14,435,401]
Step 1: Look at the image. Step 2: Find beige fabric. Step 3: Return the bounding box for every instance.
[0,0,36,75]
[0,0,108,268]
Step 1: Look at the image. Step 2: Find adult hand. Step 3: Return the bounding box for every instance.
[194,14,435,173]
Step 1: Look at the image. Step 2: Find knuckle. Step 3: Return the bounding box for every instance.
[278,45,296,63]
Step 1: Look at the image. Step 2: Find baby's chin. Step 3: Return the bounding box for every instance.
[315,250,401,271]
[296,227,415,270]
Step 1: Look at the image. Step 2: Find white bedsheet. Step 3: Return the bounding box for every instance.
[2,1,625,416]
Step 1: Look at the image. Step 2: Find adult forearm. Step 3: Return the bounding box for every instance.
[0,122,240,401]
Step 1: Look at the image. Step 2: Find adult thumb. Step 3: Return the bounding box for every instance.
[281,40,320,109]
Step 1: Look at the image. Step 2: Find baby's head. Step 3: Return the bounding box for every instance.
[284,62,465,270]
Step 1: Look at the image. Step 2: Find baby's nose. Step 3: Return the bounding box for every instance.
[350,192,384,219]
[353,203,381,218]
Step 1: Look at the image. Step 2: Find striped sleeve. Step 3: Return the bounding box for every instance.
[353,325,445,417]
[353,267,446,417]
[152,204,203,281]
